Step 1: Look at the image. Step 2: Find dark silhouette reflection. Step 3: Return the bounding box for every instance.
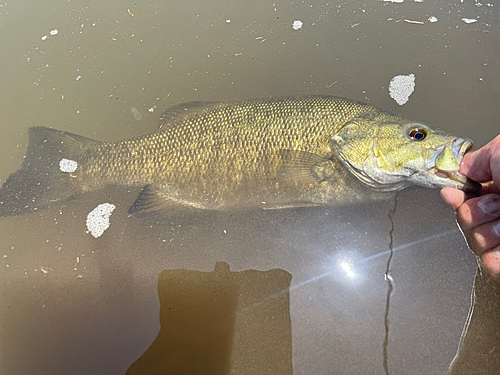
[126,262,293,375]
[448,264,500,374]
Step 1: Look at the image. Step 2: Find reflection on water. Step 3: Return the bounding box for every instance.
[0,0,499,374]
[448,267,500,374]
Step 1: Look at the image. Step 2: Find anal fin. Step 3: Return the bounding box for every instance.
[128,185,204,217]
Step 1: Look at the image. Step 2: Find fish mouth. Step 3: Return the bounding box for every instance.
[432,139,481,192]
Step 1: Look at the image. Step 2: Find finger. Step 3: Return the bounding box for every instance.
[479,181,500,196]
[480,247,500,283]
[460,134,500,183]
[456,194,500,232]
[467,218,500,257]
[440,187,468,209]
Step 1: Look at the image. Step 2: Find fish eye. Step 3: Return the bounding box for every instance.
[408,127,427,141]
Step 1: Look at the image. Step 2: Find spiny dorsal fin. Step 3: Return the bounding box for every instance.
[157,101,222,131]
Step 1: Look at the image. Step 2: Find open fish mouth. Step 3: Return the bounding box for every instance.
[432,139,481,192]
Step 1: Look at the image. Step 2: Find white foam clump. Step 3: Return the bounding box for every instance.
[50,29,58,35]
[462,18,477,24]
[292,20,303,30]
[389,74,415,105]
[59,158,78,172]
[86,203,116,238]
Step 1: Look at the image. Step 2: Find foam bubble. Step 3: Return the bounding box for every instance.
[389,74,415,105]
[59,158,78,173]
[292,20,303,30]
[86,203,116,238]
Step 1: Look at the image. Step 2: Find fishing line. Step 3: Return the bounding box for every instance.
[383,191,399,375]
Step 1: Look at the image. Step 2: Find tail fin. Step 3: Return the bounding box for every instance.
[0,127,98,217]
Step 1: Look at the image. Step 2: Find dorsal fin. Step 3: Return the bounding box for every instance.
[157,101,222,131]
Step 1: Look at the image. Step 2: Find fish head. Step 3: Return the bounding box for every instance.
[330,114,481,192]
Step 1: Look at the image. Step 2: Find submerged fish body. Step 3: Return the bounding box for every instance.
[0,95,479,217]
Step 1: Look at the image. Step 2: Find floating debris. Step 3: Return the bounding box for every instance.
[404,19,424,24]
[428,16,438,23]
[292,20,303,30]
[41,35,48,41]
[389,74,415,105]
[326,81,337,88]
[462,18,478,24]
[50,29,58,36]
[86,203,116,238]
[76,75,82,81]
[131,107,142,120]
[59,158,78,173]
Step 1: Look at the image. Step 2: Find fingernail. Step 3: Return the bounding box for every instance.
[478,195,500,216]
[493,222,500,238]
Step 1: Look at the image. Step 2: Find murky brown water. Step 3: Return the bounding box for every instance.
[1,1,499,374]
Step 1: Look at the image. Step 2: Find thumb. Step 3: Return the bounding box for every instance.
[460,135,500,185]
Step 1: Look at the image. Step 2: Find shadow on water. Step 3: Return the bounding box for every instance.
[126,262,293,375]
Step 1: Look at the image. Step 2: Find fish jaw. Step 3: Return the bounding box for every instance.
[426,138,481,192]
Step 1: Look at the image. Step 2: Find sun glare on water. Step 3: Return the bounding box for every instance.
[341,262,355,277]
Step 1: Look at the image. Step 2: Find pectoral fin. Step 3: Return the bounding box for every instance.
[273,149,332,184]
[128,185,204,217]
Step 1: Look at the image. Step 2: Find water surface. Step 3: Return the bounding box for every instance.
[1,1,499,374]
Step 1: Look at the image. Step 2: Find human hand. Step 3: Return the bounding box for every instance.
[441,135,500,283]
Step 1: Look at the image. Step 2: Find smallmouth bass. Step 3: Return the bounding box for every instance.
[0,95,480,217]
